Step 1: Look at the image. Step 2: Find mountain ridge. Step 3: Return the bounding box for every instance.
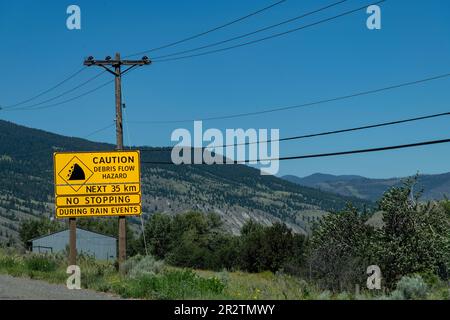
[0,119,371,244]
[283,172,450,201]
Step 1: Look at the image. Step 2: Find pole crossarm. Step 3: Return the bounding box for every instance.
[83,56,151,75]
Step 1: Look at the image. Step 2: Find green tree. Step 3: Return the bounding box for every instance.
[263,223,298,271]
[377,181,450,288]
[166,212,227,269]
[239,220,266,272]
[142,213,173,259]
[239,220,306,273]
[141,212,236,270]
[308,206,377,291]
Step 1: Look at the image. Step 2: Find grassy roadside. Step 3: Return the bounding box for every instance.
[0,249,447,300]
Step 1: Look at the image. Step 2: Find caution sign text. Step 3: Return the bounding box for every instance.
[54,150,141,218]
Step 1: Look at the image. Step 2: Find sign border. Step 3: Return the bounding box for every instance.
[53,150,142,219]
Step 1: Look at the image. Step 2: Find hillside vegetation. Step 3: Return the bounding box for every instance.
[4,180,448,300]
[0,119,370,243]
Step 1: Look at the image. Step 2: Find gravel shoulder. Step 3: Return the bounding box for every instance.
[0,274,121,300]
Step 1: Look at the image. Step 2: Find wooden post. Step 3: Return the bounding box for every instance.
[118,216,126,268]
[114,53,127,269]
[69,218,77,265]
[114,52,124,151]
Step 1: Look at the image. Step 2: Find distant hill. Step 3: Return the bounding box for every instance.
[283,172,450,201]
[291,173,365,185]
[0,120,372,244]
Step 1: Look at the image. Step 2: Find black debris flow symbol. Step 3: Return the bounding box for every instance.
[67,163,85,180]
[58,156,93,192]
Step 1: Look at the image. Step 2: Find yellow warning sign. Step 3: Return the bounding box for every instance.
[53,150,141,218]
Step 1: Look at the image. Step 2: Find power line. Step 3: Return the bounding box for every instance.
[5,70,107,111]
[129,71,450,124]
[152,0,348,60]
[83,122,115,138]
[141,138,450,165]
[0,1,285,112]
[7,117,449,160]
[0,67,87,110]
[2,66,142,112]
[2,1,288,109]
[138,111,450,151]
[153,0,386,63]
[0,1,385,114]
[211,112,450,148]
[1,79,114,112]
[257,138,450,163]
[124,0,288,58]
[261,138,450,163]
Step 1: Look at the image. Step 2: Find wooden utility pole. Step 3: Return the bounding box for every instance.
[84,53,150,269]
[114,53,124,150]
[69,218,77,265]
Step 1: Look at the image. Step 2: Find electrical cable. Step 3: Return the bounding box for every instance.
[0,67,87,110]
[129,72,450,124]
[140,138,450,165]
[152,0,348,60]
[137,111,450,151]
[124,0,288,58]
[152,0,386,63]
[6,71,107,111]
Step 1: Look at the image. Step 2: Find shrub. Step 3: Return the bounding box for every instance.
[390,275,428,300]
[118,269,226,299]
[123,254,165,279]
[336,292,353,300]
[317,290,332,300]
[0,255,21,269]
[217,270,230,286]
[25,254,57,272]
[80,260,116,290]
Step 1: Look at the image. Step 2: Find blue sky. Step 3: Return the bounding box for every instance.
[0,0,449,178]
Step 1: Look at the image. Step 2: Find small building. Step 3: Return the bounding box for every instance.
[29,228,116,261]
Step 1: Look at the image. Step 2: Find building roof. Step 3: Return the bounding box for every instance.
[28,227,117,242]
